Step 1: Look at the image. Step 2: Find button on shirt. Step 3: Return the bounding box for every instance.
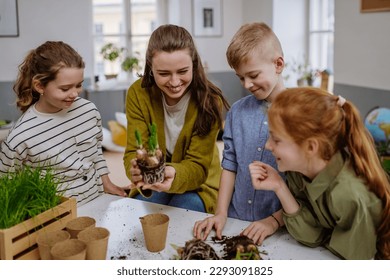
[222,95,282,221]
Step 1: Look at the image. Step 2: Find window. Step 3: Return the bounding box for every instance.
[309,0,334,74]
[92,0,157,81]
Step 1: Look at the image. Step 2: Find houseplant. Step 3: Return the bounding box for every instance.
[135,123,165,187]
[121,52,141,77]
[377,141,390,176]
[0,166,62,229]
[0,166,77,259]
[364,106,390,176]
[288,57,320,86]
[100,42,125,79]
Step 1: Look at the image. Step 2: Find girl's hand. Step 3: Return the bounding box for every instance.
[101,174,127,197]
[193,214,227,241]
[249,161,284,192]
[241,215,280,245]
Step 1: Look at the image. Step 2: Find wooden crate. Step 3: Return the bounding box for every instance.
[0,197,77,260]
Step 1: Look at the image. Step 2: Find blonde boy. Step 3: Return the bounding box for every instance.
[194,22,286,245]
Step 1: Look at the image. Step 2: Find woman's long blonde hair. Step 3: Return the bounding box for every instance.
[268,87,390,260]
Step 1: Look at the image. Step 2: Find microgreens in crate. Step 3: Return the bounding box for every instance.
[0,165,63,229]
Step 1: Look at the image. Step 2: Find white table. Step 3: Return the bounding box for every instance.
[78,194,339,260]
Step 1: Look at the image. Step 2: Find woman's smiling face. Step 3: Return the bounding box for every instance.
[151,49,193,106]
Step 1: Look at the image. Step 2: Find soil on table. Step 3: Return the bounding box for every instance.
[175,235,262,260]
[213,235,262,260]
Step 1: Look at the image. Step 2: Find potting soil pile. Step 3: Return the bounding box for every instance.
[174,235,262,260]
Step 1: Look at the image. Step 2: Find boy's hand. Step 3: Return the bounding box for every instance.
[193,214,227,241]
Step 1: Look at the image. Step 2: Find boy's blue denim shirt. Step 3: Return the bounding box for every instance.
[222,94,283,221]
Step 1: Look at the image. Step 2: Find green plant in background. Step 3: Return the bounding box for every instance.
[100,42,124,62]
[100,42,125,78]
[0,166,63,229]
[376,140,390,176]
[121,52,140,74]
[287,56,320,86]
[382,159,390,176]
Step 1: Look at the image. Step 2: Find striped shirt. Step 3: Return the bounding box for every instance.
[0,97,108,206]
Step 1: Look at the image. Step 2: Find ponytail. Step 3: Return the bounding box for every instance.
[269,87,390,259]
[341,101,390,259]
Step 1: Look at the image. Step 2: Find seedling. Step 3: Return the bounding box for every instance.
[135,123,165,184]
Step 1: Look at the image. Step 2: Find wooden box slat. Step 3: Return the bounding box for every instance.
[0,197,77,260]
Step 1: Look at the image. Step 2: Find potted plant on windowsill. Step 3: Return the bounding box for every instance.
[121,52,141,78]
[288,57,320,86]
[100,42,125,80]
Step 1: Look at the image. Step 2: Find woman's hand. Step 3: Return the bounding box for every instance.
[141,165,175,192]
[129,158,143,188]
[129,159,175,193]
[193,214,227,241]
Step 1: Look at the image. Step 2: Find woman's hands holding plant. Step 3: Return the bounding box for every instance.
[129,158,175,192]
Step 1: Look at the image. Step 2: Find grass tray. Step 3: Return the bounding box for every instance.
[0,197,77,260]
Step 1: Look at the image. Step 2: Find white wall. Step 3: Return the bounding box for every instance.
[196,0,243,72]
[273,0,307,87]
[168,0,243,73]
[0,0,93,82]
[334,0,390,91]
[242,0,273,26]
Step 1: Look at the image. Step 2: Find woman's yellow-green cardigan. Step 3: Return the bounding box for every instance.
[123,79,222,213]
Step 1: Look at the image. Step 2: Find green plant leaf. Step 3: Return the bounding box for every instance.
[0,165,62,229]
[135,129,142,148]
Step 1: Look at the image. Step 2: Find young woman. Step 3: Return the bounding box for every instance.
[0,41,127,206]
[249,87,390,259]
[124,24,230,213]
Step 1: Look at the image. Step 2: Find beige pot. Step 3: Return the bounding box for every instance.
[139,213,169,252]
[78,227,110,260]
[65,216,96,239]
[51,239,87,260]
[36,230,71,260]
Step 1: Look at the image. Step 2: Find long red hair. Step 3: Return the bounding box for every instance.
[268,87,390,259]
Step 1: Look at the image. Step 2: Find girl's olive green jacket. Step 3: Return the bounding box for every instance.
[123,79,222,213]
[284,151,382,260]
